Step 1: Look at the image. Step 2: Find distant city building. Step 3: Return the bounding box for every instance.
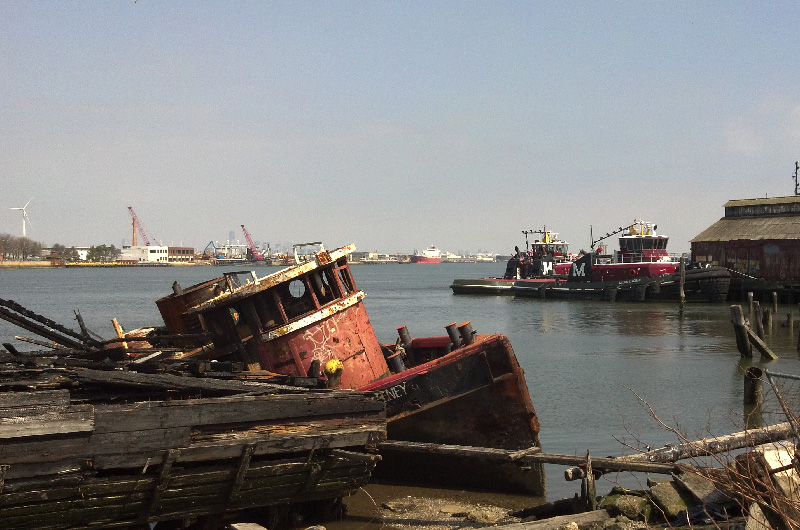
[168,246,195,262]
[41,247,90,260]
[119,245,170,263]
[351,251,378,261]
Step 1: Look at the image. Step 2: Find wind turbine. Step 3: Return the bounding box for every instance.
[10,198,33,238]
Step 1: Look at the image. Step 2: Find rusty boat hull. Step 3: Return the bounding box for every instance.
[360,333,543,493]
[154,245,545,495]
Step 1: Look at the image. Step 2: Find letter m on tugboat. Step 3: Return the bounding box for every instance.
[568,253,593,282]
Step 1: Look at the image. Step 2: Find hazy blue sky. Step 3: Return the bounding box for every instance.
[2,2,799,256]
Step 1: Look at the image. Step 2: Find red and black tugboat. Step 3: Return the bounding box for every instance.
[155,243,545,495]
[453,221,730,302]
[553,220,678,280]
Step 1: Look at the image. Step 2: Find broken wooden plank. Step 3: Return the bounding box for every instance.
[94,426,384,470]
[0,434,379,529]
[92,391,385,434]
[494,509,611,530]
[0,389,70,408]
[0,404,94,438]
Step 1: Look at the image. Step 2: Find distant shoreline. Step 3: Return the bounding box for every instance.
[0,261,53,269]
[0,261,204,269]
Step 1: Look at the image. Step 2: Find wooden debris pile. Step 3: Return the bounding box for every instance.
[0,359,386,530]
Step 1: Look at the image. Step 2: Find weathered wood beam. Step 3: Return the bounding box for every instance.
[0,423,384,473]
[0,298,99,347]
[0,389,70,408]
[0,404,94,439]
[494,510,611,530]
[564,421,795,480]
[731,305,753,357]
[378,440,677,474]
[747,327,778,360]
[0,307,88,350]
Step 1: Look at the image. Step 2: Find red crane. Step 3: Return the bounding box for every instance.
[241,224,265,261]
[128,206,153,246]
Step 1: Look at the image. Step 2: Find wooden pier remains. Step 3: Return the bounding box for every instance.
[0,365,386,530]
[731,304,778,360]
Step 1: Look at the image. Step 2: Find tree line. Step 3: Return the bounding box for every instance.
[0,234,45,261]
[0,234,121,262]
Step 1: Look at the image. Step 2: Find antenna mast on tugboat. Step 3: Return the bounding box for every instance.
[522,227,547,251]
[793,161,799,196]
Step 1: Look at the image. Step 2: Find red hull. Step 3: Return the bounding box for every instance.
[554,261,679,281]
[410,256,442,263]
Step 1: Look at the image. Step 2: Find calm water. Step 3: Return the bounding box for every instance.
[2,262,800,503]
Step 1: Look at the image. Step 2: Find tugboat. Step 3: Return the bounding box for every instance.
[155,243,545,494]
[448,228,570,295]
[453,221,731,302]
[553,220,677,281]
[505,228,574,279]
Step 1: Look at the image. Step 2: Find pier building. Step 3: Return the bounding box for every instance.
[691,195,800,281]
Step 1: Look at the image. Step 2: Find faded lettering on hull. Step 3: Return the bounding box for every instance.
[380,381,408,402]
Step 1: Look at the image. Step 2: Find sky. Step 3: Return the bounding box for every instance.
[2,2,800,256]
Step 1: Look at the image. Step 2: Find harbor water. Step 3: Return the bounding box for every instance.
[2,262,800,507]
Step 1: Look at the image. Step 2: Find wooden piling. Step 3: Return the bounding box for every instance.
[764,306,772,334]
[787,312,794,336]
[773,292,779,314]
[748,292,754,320]
[796,323,800,352]
[731,305,753,357]
[753,301,765,339]
[582,451,597,511]
[744,367,764,406]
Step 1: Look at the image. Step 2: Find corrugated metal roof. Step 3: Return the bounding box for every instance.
[723,195,800,207]
[691,216,800,242]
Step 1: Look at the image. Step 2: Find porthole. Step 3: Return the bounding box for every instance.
[289,279,306,298]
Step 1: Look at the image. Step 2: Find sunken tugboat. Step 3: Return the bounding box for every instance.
[155,244,545,495]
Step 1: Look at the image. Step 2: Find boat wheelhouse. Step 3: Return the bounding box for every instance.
[503,228,572,279]
[525,227,572,263]
[614,220,672,264]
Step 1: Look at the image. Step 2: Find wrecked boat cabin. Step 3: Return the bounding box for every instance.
[154,244,545,495]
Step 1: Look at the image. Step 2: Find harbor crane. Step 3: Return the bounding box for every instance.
[128,206,155,246]
[241,225,265,261]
